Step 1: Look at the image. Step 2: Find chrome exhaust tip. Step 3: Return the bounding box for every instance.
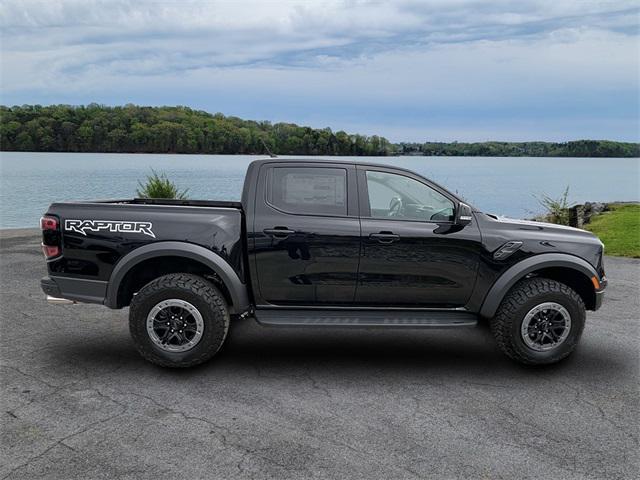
[46,295,76,305]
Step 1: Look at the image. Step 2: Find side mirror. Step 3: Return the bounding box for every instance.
[456,202,473,226]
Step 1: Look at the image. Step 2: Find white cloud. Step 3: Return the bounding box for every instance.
[1,0,638,141]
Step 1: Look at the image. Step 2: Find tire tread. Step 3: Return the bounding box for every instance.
[490,277,585,365]
[129,273,229,368]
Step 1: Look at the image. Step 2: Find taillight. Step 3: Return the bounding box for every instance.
[41,215,61,259]
[41,244,60,258]
[40,216,58,230]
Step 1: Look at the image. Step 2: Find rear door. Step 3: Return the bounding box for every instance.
[251,162,360,306]
[355,165,482,307]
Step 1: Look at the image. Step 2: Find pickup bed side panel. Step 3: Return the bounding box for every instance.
[44,202,246,308]
[104,241,250,312]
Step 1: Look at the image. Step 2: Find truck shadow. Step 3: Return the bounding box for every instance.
[54,318,629,381]
[221,318,503,369]
[217,320,628,377]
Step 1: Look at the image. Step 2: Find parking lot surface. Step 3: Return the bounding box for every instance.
[1,229,638,479]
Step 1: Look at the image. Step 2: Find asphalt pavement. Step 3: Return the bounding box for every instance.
[1,229,638,479]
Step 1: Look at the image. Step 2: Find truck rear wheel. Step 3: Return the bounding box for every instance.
[490,277,585,365]
[129,273,230,368]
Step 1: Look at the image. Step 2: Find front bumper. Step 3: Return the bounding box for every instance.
[594,289,605,311]
[593,274,607,311]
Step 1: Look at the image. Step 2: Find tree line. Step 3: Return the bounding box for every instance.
[396,140,639,157]
[1,104,638,157]
[0,104,391,156]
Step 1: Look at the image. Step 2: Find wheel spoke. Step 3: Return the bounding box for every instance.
[160,328,172,344]
[146,299,204,352]
[521,302,572,352]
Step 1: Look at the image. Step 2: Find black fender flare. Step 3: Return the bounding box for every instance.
[104,241,250,314]
[479,253,598,318]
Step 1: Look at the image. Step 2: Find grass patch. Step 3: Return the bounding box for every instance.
[585,204,640,258]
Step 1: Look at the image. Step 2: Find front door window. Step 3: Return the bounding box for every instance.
[366,170,454,222]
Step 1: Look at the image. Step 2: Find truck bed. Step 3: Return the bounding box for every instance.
[42,197,247,308]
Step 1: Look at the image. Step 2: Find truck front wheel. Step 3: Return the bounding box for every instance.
[129,273,230,368]
[490,277,586,365]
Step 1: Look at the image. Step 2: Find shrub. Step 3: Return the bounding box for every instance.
[535,185,571,225]
[136,169,189,199]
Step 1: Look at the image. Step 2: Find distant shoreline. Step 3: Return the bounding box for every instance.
[2,105,639,158]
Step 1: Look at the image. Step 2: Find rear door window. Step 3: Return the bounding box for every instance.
[268,167,347,216]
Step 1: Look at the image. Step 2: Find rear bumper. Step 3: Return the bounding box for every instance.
[41,276,62,297]
[41,275,107,305]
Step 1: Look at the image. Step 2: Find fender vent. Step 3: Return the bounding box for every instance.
[493,241,523,260]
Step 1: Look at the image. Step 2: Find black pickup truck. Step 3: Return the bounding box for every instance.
[41,159,606,367]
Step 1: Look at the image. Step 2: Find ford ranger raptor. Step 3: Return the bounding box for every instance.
[40,159,606,367]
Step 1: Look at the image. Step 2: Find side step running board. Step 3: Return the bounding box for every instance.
[254,309,477,328]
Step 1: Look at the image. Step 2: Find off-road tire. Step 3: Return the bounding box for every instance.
[129,273,230,368]
[490,277,585,365]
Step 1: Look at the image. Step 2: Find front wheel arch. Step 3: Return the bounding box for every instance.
[480,253,598,318]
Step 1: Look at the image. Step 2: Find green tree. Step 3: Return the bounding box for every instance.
[1,104,638,157]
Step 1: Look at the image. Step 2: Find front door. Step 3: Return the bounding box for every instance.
[252,163,360,306]
[356,166,482,307]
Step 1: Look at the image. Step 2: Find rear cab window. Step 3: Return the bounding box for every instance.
[267,167,347,216]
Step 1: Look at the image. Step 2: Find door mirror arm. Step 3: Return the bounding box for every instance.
[455,202,473,226]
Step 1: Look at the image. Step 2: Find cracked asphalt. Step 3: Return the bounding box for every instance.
[1,229,638,479]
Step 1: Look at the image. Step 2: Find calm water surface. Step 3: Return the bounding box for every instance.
[1,152,638,228]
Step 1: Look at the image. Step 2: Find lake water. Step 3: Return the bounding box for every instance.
[0,152,638,229]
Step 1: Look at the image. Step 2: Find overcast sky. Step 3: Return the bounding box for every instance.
[1,0,638,142]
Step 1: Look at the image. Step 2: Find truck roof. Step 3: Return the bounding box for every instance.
[247,157,405,170]
[243,158,466,207]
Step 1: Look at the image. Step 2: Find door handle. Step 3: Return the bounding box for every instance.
[264,227,296,238]
[369,232,400,244]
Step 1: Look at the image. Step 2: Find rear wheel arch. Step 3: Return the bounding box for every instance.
[105,242,249,314]
[480,254,598,318]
